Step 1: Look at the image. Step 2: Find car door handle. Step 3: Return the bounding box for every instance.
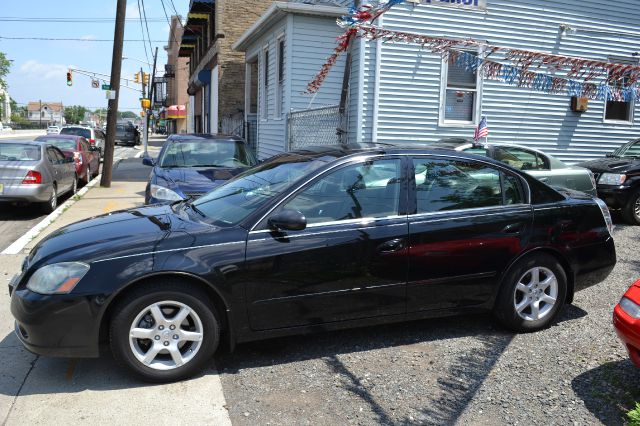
[377,238,406,253]
[502,223,523,234]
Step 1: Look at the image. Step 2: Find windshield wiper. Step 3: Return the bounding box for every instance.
[187,202,207,217]
[194,164,226,168]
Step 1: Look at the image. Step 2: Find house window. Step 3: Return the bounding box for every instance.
[261,46,269,120]
[604,61,636,123]
[275,36,285,118]
[440,51,482,125]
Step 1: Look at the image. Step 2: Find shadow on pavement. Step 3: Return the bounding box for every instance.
[572,359,640,426]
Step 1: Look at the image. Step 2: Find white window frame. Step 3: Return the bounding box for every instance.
[274,33,285,119]
[260,44,269,121]
[603,57,637,125]
[438,47,484,127]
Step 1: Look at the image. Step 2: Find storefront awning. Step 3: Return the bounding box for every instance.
[167,105,187,119]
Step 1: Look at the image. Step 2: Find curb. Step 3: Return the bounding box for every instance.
[1,174,103,255]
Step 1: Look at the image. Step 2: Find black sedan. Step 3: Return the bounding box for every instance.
[9,144,616,382]
[143,134,257,204]
[578,138,640,224]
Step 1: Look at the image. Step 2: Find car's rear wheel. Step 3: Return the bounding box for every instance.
[109,279,220,382]
[494,253,567,332]
[85,165,92,185]
[41,184,57,213]
[622,189,640,225]
[71,175,78,195]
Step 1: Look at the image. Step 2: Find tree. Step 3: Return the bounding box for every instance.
[0,52,10,90]
[64,105,88,124]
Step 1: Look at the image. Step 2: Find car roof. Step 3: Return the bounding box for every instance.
[167,133,245,142]
[35,134,80,141]
[286,142,478,159]
[0,140,45,146]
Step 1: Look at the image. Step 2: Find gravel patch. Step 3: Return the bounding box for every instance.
[216,219,640,425]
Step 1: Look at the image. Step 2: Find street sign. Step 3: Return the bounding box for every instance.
[91,79,99,89]
[105,90,117,100]
[101,84,111,90]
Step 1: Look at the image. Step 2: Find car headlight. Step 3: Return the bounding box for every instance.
[150,184,183,201]
[598,173,626,185]
[26,262,90,295]
[594,197,614,235]
[620,297,640,319]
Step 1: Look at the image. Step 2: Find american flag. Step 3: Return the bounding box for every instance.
[473,116,489,141]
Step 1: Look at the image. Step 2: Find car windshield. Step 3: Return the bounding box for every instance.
[37,139,76,151]
[192,154,330,227]
[60,127,91,139]
[614,140,640,158]
[0,144,41,161]
[158,139,258,168]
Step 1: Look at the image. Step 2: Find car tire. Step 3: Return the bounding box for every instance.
[493,252,567,333]
[41,184,58,214]
[109,279,220,383]
[71,175,78,195]
[622,189,640,225]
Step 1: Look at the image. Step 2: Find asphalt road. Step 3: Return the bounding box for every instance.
[0,144,143,252]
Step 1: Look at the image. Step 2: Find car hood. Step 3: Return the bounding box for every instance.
[26,204,218,267]
[155,166,245,195]
[577,157,640,174]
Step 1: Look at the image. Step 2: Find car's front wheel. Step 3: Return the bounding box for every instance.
[110,279,220,382]
[622,189,640,225]
[494,253,567,332]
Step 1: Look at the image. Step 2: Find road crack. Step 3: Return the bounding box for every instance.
[1,354,39,426]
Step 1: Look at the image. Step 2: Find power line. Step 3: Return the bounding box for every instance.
[137,0,152,69]
[0,36,166,42]
[159,0,180,47]
[140,0,155,66]
[0,17,167,23]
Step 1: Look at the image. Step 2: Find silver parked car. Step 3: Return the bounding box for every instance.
[0,141,77,212]
[434,138,597,196]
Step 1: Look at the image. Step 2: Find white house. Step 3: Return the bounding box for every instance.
[27,101,64,126]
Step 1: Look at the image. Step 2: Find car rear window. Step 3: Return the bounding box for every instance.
[60,127,91,139]
[0,144,41,161]
[37,139,76,151]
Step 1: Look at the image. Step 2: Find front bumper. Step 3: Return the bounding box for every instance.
[596,185,633,209]
[613,304,640,368]
[10,285,101,358]
[0,183,52,203]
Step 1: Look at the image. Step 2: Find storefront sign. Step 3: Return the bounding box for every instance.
[421,0,487,11]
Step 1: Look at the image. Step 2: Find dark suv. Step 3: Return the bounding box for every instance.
[115,122,140,146]
[579,138,640,224]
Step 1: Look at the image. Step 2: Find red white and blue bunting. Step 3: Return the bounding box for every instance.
[306,0,640,101]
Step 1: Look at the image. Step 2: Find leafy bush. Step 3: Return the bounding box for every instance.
[628,402,640,426]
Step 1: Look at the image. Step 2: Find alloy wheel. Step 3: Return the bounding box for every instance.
[72,177,78,194]
[50,187,57,210]
[513,266,558,321]
[128,300,204,370]
[634,196,640,220]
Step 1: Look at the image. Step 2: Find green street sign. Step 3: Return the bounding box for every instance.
[101,84,111,90]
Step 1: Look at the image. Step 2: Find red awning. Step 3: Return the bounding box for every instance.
[167,105,186,119]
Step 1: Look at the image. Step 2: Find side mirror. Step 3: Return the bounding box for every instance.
[268,209,307,232]
[142,156,155,167]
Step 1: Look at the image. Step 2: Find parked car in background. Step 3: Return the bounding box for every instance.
[47,126,61,135]
[432,138,597,196]
[60,126,106,154]
[34,134,100,185]
[0,140,77,212]
[578,138,640,225]
[115,122,140,146]
[9,144,616,381]
[0,123,12,132]
[143,134,258,204]
[613,279,640,368]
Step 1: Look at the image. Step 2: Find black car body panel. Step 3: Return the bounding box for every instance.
[10,145,616,358]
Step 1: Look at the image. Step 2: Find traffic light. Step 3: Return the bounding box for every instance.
[134,72,140,84]
[143,72,150,85]
[141,98,151,109]
[140,110,145,117]
[66,70,73,86]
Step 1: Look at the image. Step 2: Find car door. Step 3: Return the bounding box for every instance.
[407,155,533,312]
[50,146,73,190]
[244,157,410,330]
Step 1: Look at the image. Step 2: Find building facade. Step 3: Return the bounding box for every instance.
[27,102,64,126]
[239,0,640,163]
[163,15,190,134]
[179,0,272,137]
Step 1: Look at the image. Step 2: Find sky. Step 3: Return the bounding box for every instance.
[1,0,189,112]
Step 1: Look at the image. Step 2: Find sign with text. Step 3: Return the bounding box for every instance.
[105,90,117,100]
[421,0,487,11]
[101,84,111,90]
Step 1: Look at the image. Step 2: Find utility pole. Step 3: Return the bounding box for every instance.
[100,0,126,188]
[140,66,148,155]
[39,99,42,128]
[145,47,158,156]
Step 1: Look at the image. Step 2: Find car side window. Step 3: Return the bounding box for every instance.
[413,158,522,213]
[46,147,57,164]
[494,147,547,170]
[281,159,403,225]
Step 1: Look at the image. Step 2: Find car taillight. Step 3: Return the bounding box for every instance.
[74,152,82,165]
[89,138,95,145]
[22,170,42,184]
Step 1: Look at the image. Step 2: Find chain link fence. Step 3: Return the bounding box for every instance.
[288,105,343,150]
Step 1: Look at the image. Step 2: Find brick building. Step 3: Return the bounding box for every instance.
[179,0,271,136]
